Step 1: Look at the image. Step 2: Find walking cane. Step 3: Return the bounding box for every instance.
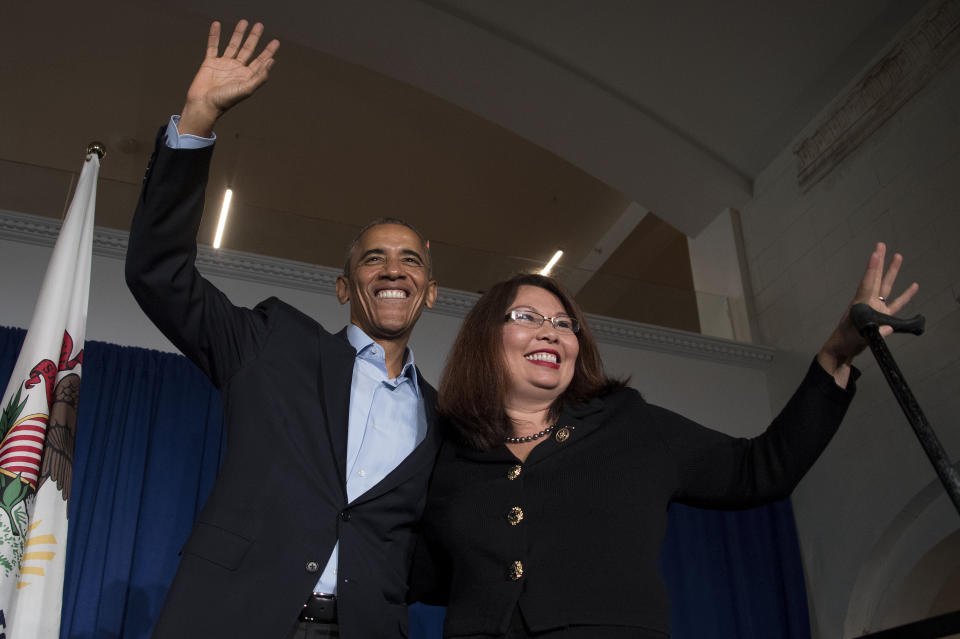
[850,304,960,638]
[849,303,960,517]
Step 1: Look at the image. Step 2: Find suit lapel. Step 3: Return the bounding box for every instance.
[319,327,356,496]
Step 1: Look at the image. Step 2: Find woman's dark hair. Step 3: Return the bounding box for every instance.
[438,273,625,449]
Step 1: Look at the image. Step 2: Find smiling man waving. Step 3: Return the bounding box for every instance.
[125,20,441,639]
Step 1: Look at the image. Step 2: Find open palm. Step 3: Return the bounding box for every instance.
[180,20,279,135]
[818,242,919,386]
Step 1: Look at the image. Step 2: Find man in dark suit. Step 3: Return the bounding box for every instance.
[125,20,442,638]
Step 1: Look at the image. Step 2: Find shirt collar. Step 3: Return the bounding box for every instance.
[346,324,420,388]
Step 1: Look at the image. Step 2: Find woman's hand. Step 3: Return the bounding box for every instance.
[179,20,279,137]
[817,242,919,388]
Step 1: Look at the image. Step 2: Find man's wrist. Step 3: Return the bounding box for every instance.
[178,102,219,138]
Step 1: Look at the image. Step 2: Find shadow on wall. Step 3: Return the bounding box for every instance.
[844,469,960,636]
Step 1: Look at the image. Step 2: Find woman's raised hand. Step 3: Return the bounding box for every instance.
[817,242,919,387]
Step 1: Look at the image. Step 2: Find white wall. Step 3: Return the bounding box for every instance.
[688,208,755,343]
[739,37,960,638]
[600,343,772,437]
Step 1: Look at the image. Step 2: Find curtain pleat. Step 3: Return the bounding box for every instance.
[661,502,811,638]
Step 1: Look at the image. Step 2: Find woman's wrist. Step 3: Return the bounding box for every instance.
[817,348,852,388]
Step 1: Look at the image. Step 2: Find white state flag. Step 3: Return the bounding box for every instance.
[0,151,98,637]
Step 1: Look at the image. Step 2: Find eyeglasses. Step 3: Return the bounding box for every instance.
[504,309,580,334]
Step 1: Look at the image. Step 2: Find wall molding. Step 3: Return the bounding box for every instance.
[584,313,773,365]
[0,208,774,367]
[794,0,960,191]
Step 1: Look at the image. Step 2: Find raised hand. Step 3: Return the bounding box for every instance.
[817,242,919,387]
[179,20,279,137]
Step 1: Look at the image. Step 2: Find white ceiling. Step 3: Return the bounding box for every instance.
[162,0,928,234]
[0,0,931,327]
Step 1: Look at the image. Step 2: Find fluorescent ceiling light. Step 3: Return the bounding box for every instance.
[213,188,233,249]
[540,249,563,276]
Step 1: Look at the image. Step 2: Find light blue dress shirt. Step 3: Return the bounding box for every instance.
[163,117,428,594]
[164,115,215,149]
[314,325,427,593]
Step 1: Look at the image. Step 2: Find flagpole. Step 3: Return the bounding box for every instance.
[85,141,106,160]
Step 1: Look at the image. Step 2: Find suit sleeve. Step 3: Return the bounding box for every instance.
[125,129,268,388]
[657,358,856,509]
[407,529,451,606]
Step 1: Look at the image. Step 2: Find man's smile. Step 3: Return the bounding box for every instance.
[376,289,409,299]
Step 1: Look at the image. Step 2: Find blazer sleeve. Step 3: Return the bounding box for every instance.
[125,129,268,388]
[656,358,856,509]
[407,529,451,606]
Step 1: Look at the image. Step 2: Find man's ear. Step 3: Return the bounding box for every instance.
[424,280,439,309]
[335,275,350,305]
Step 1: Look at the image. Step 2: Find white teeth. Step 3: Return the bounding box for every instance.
[377,290,407,299]
[525,352,558,364]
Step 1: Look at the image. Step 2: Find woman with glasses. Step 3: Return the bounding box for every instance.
[412,244,916,638]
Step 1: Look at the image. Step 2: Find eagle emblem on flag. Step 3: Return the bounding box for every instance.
[0,332,81,556]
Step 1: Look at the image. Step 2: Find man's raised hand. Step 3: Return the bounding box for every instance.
[179,20,279,137]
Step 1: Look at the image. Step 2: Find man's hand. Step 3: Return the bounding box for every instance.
[179,20,279,137]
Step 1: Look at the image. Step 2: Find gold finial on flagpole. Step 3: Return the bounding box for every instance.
[86,141,106,160]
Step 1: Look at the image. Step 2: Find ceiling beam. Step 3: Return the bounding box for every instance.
[559,202,647,295]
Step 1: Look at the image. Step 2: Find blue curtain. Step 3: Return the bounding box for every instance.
[0,328,224,639]
[0,326,809,638]
[661,502,811,638]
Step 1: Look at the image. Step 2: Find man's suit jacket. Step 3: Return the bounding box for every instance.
[126,131,442,638]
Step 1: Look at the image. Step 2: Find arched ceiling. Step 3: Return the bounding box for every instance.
[164,0,926,234]
[0,0,929,329]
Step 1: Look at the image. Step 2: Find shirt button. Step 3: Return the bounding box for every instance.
[358,469,367,478]
[306,561,319,573]
[507,560,524,581]
[506,506,524,526]
[340,510,352,522]
[507,464,522,480]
